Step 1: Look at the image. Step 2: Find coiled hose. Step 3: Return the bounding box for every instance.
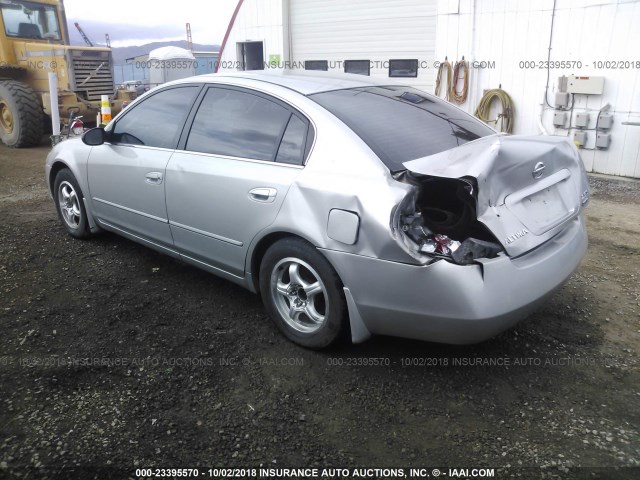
[474,88,515,133]
[450,59,469,104]
[434,59,452,101]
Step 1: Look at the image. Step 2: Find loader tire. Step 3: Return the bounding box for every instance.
[0,80,44,148]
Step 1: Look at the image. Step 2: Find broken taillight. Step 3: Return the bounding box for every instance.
[393,177,503,265]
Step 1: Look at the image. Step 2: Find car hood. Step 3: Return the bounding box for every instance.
[403,134,590,257]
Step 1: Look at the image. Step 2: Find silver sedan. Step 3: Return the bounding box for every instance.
[45,70,589,349]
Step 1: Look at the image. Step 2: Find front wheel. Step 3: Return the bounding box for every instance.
[53,169,92,239]
[259,238,348,349]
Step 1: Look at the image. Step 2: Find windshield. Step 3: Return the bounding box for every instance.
[310,86,495,172]
[1,0,61,40]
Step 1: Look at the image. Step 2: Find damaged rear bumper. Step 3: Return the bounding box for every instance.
[320,214,587,345]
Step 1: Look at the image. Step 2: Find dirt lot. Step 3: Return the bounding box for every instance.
[0,142,639,480]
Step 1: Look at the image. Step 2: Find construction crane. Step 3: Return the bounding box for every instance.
[74,22,93,47]
[186,22,193,52]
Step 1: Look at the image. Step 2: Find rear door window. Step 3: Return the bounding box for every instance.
[185,87,292,161]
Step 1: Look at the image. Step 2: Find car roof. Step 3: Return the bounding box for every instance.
[196,69,401,95]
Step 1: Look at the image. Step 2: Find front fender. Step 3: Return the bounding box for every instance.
[46,138,98,230]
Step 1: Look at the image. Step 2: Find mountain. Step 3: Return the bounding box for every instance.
[110,41,220,63]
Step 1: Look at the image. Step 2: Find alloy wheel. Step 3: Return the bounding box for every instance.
[58,181,81,229]
[269,257,329,334]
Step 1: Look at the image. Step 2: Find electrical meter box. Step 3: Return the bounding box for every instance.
[598,113,614,129]
[575,112,590,128]
[574,131,587,147]
[553,111,567,126]
[555,92,570,108]
[596,132,611,148]
[567,75,604,94]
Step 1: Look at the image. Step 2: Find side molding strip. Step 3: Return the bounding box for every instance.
[93,197,168,223]
[169,221,243,247]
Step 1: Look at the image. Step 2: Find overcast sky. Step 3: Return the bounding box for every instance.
[63,0,238,47]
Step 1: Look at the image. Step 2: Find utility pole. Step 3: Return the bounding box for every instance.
[186,23,193,52]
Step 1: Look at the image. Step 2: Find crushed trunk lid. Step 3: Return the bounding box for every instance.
[402,134,588,257]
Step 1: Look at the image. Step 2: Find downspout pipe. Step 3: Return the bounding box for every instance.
[282,0,291,66]
[215,0,246,73]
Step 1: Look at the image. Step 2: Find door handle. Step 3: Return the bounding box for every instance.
[248,187,277,203]
[145,172,163,185]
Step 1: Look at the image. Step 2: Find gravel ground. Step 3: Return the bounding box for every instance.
[0,143,639,480]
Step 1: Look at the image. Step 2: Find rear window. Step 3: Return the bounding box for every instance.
[309,86,494,172]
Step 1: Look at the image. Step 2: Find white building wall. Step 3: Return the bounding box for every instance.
[435,0,640,178]
[218,0,285,71]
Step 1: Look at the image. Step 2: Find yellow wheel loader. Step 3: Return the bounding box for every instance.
[0,0,134,147]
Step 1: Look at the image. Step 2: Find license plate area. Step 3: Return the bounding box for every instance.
[505,169,578,235]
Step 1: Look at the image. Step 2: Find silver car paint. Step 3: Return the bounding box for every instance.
[87,144,175,248]
[165,150,302,277]
[46,71,589,344]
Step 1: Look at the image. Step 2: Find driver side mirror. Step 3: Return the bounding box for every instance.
[82,127,106,146]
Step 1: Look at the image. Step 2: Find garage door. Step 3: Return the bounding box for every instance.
[289,0,438,90]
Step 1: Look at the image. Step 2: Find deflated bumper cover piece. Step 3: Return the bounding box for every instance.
[324,213,587,344]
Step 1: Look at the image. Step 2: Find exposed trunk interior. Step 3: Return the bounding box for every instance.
[414,176,497,243]
[395,174,504,265]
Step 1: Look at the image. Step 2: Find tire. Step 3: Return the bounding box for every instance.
[53,169,92,239]
[0,80,44,148]
[259,238,348,349]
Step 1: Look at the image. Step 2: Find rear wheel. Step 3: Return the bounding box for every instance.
[0,80,44,148]
[259,238,348,349]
